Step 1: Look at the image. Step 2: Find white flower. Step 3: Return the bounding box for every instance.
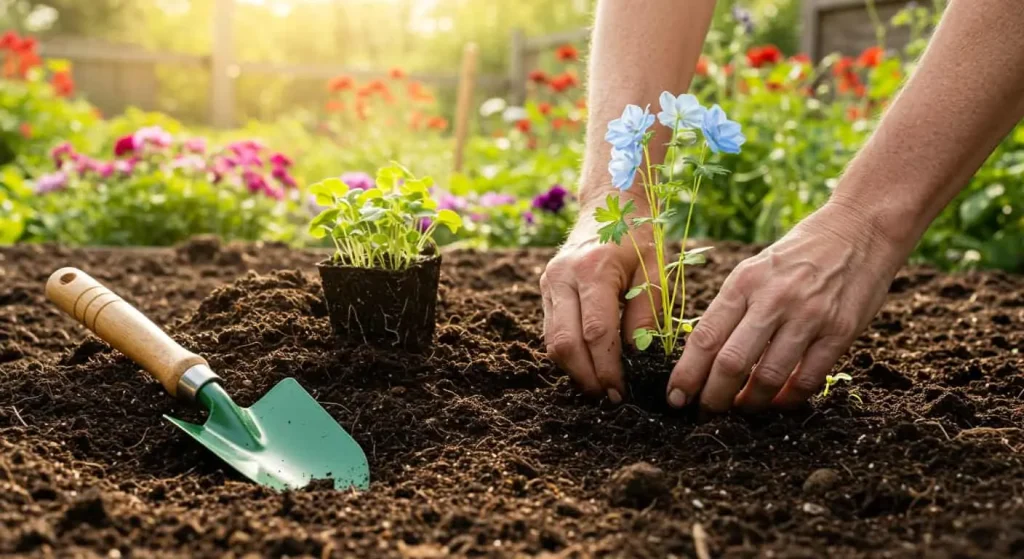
[479,97,508,117]
[502,106,528,123]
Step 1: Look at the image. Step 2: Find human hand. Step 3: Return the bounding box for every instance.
[666,200,906,411]
[540,197,658,404]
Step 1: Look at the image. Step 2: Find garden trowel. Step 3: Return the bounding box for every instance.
[44,267,370,491]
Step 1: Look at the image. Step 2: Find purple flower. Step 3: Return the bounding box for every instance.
[270,152,293,168]
[34,171,68,194]
[341,171,375,191]
[524,211,535,225]
[418,217,433,232]
[184,137,207,154]
[243,170,268,195]
[478,192,516,207]
[133,126,173,150]
[51,143,75,167]
[532,184,569,214]
[438,193,468,211]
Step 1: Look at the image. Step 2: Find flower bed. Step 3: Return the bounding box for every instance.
[1,241,1021,556]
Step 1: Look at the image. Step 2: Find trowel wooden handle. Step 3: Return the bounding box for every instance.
[45,267,207,398]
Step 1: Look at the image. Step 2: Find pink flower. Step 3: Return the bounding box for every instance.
[272,166,297,188]
[51,143,75,167]
[97,162,114,179]
[133,126,173,150]
[113,135,136,157]
[168,154,206,174]
[270,152,293,168]
[114,158,139,175]
[184,137,207,154]
[243,170,268,195]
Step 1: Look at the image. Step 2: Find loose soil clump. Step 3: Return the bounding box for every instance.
[1,241,1022,557]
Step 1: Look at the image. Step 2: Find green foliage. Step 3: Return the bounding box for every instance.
[308,162,462,270]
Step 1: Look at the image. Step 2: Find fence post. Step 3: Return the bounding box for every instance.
[507,28,526,105]
[211,0,235,128]
[453,43,479,173]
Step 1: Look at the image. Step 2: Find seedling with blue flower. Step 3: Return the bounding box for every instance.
[595,92,745,355]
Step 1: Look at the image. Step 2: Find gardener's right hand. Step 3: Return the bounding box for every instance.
[540,199,657,404]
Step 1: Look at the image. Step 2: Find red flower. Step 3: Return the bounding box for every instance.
[409,111,424,130]
[832,57,854,77]
[19,123,31,139]
[857,46,884,68]
[528,69,548,84]
[746,45,782,68]
[838,71,864,95]
[846,106,866,121]
[575,98,587,110]
[328,75,353,92]
[407,81,434,103]
[695,55,709,77]
[552,118,566,131]
[0,31,18,50]
[13,36,36,54]
[389,67,406,79]
[326,100,345,113]
[114,135,136,157]
[723,64,734,77]
[426,116,448,130]
[515,119,531,133]
[51,70,74,97]
[790,54,811,65]
[555,44,579,62]
[766,79,783,92]
[537,102,552,116]
[549,72,578,93]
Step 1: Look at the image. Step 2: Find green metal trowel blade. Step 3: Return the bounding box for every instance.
[164,378,369,491]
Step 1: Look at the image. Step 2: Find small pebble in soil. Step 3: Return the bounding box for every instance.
[803,468,842,495]
[802,502,829,516]
[607,462,670,509]
[555,498,583,518]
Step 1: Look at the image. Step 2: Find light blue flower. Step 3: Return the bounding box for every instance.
[657,92,706,130]
[608,144,644,190]
[605,104,654,150]
[701,104,745,154]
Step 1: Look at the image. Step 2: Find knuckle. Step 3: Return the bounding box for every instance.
[688,323,723,352]
[546,332,576,359]
[832,314,859,338]
[791,373,823,394]
[753,363,790,388]
[581,318,611,344]
[713,346,749,378]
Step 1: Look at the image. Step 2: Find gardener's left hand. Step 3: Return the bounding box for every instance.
[665,200,905,412]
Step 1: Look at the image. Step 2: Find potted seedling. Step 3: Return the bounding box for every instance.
[594,92,745,404]
[308,163,462,351]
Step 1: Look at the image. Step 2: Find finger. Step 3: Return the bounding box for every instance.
[773,336,848,408]
[666,286,747,408]
[578,281,626,403]
[734,321,816,411]
[622,263,662,349]
[698,308,778,412]
[545,280,602,396]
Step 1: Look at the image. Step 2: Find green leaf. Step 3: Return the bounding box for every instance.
[308,208,340,238]
[833,372,853,383]
[435,209,462,233]
[597,220,629,244]
[376,163,408,191]
[633,328,654,351]
[319,177,350,196]
[682,246,714,265]
[959,187,997,227]
[625,283,648,300]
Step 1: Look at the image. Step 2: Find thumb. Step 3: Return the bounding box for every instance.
[622,262,663,348]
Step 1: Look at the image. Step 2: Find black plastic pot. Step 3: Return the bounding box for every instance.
[317,253,441,352]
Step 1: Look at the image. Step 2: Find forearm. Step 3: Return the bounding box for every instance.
[580,0,716,208]
[833,0,1024,255]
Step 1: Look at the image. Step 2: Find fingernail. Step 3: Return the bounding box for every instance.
[668,389,687,408]
[607,389,623,405]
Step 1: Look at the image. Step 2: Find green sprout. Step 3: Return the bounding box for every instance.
[308,162,462,270]
[819,372,863,404]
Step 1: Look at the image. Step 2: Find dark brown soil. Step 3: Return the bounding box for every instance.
[1,238,1022,558]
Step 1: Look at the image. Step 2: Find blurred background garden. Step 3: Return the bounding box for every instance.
[1,0,1020,270]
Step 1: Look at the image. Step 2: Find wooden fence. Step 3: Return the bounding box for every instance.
[802,0,918,61]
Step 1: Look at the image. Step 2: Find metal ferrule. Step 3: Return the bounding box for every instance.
[177,364,221,403]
